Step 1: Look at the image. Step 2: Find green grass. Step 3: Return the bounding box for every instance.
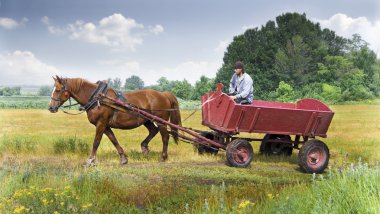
[0,103,379,213]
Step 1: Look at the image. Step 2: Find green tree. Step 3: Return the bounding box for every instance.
[215,12,349,100]
[124,75,144,91]
[341,68,373,101]
[172,79,193,100]
[274,35,312,87]
[191,76,214,100]
[38,86,52,96]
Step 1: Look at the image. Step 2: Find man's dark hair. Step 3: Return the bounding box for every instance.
[234,61,244,73]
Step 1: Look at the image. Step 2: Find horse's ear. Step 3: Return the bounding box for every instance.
[56,75,62,84]
[52,76,57,81]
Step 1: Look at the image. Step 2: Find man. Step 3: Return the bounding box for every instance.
[228,61,253,104]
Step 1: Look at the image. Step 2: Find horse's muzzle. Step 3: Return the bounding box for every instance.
[48,106,59,113]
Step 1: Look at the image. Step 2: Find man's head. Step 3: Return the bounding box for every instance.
[234,61,244,75]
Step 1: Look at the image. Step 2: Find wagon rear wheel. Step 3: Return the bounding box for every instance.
[298,139,329,173]
[260,134,293,156]
[194,132,219,155]
[226,139,253,168]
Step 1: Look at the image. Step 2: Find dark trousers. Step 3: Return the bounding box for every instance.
[235,97,251,105]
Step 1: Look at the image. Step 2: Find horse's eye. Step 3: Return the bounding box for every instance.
[55,90,61,93]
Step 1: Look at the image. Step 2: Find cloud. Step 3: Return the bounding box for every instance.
[316,13,380,55]
[41,16,66,35]
[0,17,28,29]
[42,14,163,51]
[149,24,164,35]
[147,61,220,85]
[0,51,60,85]
[67,13,144,51]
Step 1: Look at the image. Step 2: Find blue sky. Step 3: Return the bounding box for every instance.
[0,0,379,86]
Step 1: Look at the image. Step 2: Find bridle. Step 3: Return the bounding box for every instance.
[50,80,70,110]
[50,79,106,115]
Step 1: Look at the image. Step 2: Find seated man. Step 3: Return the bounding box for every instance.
[228,61,253,104]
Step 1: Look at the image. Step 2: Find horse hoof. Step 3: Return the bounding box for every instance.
[160,155,168,162]
[120,155,128,165]
[84,158,96,167]
[141,146,150,156]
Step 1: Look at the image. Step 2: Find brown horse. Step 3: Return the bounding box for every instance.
[48,76,181,166]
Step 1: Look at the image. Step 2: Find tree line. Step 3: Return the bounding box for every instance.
[0,87,21,96]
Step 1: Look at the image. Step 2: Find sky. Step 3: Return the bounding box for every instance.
[0,0,379,86]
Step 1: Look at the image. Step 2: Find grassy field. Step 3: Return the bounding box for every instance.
[0,103,379,213]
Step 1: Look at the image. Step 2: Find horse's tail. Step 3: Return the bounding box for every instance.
[163,91,182,143]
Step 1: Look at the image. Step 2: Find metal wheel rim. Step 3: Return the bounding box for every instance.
[307,148,326,169]
[232,146,250,163]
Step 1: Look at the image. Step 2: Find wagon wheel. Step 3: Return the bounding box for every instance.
[194,132,219,155]
[259,134,293,156]
[298,139,330,173]
[226,139,253,168]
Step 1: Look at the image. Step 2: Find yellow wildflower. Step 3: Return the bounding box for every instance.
[82,203,93,210]
[6,198,13,204]
[239,200,250,209]
[42,198,48,205]
[13,190,23,198]
[54,211,60,214]
[64,186,71,192]
[13,206,29,214]
[60,202,64,206]
[267,193,274,199]
[44,187,53,192]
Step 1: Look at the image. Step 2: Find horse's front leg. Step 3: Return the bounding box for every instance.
[104,127,128,165]
[86,123,106,167]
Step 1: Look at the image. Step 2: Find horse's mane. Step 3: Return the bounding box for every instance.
[66,78,95,94]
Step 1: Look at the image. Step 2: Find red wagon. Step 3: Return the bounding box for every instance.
[199,84,334,173]
[100,83,334,173]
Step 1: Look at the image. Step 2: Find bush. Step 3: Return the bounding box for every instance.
[0,136,36,154]
[53,137,90,154]
[275,81,295,102]
[321,83,342,104]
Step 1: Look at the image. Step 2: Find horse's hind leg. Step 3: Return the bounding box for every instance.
[104,127,128,165]
[141,121,159,155]
[159,126,170,161]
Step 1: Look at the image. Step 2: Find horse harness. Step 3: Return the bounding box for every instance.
[58,80,182,117]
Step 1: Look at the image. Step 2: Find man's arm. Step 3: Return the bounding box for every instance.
[229,74,236,94]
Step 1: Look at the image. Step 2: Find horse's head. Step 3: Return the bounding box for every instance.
[48,75,70,113]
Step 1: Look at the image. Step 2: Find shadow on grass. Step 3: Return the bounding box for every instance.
[253,153,299,165]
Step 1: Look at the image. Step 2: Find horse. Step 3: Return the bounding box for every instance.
[48,76,181,166]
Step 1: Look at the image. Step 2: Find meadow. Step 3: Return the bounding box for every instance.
[0,102,379,213]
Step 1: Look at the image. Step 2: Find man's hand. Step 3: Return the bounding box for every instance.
[229,95,236,100]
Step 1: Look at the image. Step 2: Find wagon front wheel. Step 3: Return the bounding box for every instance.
[226,139,253,168]
[298,139,329,173]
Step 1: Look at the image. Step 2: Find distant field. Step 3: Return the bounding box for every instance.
[0,103,379,213]
[0,96,202,110]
